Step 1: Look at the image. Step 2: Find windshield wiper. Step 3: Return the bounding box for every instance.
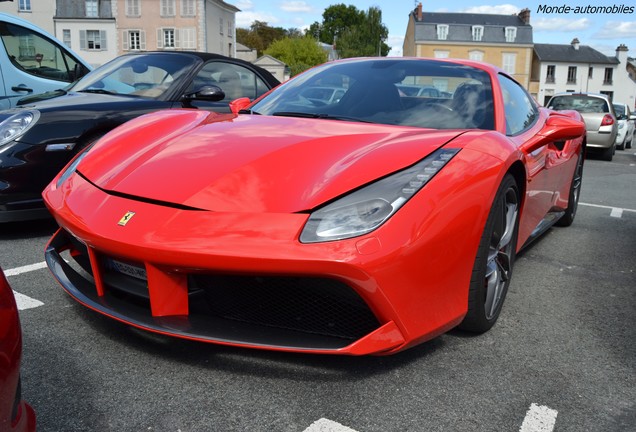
[78,89,117,95]
[238,109,261,115]
[271,112,371,123]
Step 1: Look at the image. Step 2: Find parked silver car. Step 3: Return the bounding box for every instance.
[613,103,634,150]
[547,92,618,161]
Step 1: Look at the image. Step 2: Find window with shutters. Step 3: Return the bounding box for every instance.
[181,28,196,49]
[80,30,107,51]
[160,0,176,17]
[157,28,177,49]
[181,0,196,16]
[502,53,516,74]
[122,30,146,51]
[126,0,141,16]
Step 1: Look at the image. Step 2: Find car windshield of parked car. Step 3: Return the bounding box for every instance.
[251,59,495,130]
[71,53,198,98]
[549,95,610,113]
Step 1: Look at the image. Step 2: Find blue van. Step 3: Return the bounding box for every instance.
[0,12,90,108]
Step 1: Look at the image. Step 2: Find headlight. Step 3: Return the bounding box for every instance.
[300,148,460,243]
[56,146,92,187]
[0,110,40,147]
[618,122,625,129]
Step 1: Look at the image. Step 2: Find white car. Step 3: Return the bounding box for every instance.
[613,103,634,150]
[0,13,91,108]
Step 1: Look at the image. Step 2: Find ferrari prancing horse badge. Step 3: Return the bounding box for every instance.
[118,211,135,226]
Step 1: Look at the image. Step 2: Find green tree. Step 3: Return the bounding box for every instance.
[264,37,328,76]
[336,7,390,58]
[236,21,288,56]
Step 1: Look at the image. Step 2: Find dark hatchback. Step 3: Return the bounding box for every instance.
[0,51,280,222]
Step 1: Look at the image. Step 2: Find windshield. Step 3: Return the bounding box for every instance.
[251,58,495,130]
[71,53,199,98]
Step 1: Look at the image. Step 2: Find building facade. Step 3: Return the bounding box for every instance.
[0,0,57,33]
[531,40,636,107]
[403,3,534,88]
[2,0,240,67]
[55,0,117,67]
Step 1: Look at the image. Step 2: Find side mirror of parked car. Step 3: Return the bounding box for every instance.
[183,85,225,102]
[521,113,586,154]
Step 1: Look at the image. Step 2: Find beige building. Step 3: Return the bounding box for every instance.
[403,3,534,89]
[116,0,239,57]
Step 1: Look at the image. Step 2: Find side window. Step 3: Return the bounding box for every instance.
[190,62,269,101]
[0,22,86,83]
[498,74,538,135]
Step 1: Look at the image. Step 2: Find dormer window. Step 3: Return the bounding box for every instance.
[505,26,517,42]
[437,25,449,40]
[472,26,484,42]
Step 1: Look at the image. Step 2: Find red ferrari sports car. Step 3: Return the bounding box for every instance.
[0,268,36,431]
[43,58,585,355]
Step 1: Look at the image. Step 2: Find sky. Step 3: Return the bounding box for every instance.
[234,1,636,57]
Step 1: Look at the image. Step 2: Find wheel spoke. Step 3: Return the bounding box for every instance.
[484,186,518,320]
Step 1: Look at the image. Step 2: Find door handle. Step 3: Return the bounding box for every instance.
[11,86,33,93]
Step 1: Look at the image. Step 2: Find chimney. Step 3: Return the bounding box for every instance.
[616,44,629,63]
[518,8,530,24]
[571,38,580,50]
[415,3,422,21]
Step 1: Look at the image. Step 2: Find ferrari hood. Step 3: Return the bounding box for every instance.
[78,110,464,213]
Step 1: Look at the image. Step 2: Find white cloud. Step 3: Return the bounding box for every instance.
[235,0,254,11]
[460,4,520,15]
[533,18,592,32]
[279,1,313,13]
[593,21,636,39]
[235,11,280,28]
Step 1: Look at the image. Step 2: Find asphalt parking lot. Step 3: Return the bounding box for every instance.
[1,150,634,432]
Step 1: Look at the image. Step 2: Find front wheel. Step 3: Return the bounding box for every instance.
[459,174,520,333]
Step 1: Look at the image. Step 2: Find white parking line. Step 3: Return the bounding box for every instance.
[5,262,47,311]
[519,404,558,432]
[12,290,44,311]
[580,202,636,218]
[4,261,48,276]
[304,419,359,432]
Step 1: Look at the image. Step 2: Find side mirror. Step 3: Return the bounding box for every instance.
[183,85,225,102]
[522,113,586,154]
[229,97,251,114]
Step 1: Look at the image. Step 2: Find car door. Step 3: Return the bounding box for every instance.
[183,61,272,112]
[498,74,566,242]
[0,18,90,107]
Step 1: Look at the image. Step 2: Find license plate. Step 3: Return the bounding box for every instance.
[108,259,147,281]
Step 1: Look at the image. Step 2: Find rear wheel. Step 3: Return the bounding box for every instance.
[556,151,584,227]
[459,174,520,333]
[600,144,614,161]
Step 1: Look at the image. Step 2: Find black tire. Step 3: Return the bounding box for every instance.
[556,151,584,227]
[600,144,614,161]
[459,174,520,333]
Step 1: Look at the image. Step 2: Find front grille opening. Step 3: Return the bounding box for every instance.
[190,275,380,341]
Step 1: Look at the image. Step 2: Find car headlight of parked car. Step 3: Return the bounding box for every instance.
[56,146,93,187]
[0,110,39,147]
[300,148,460,243]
